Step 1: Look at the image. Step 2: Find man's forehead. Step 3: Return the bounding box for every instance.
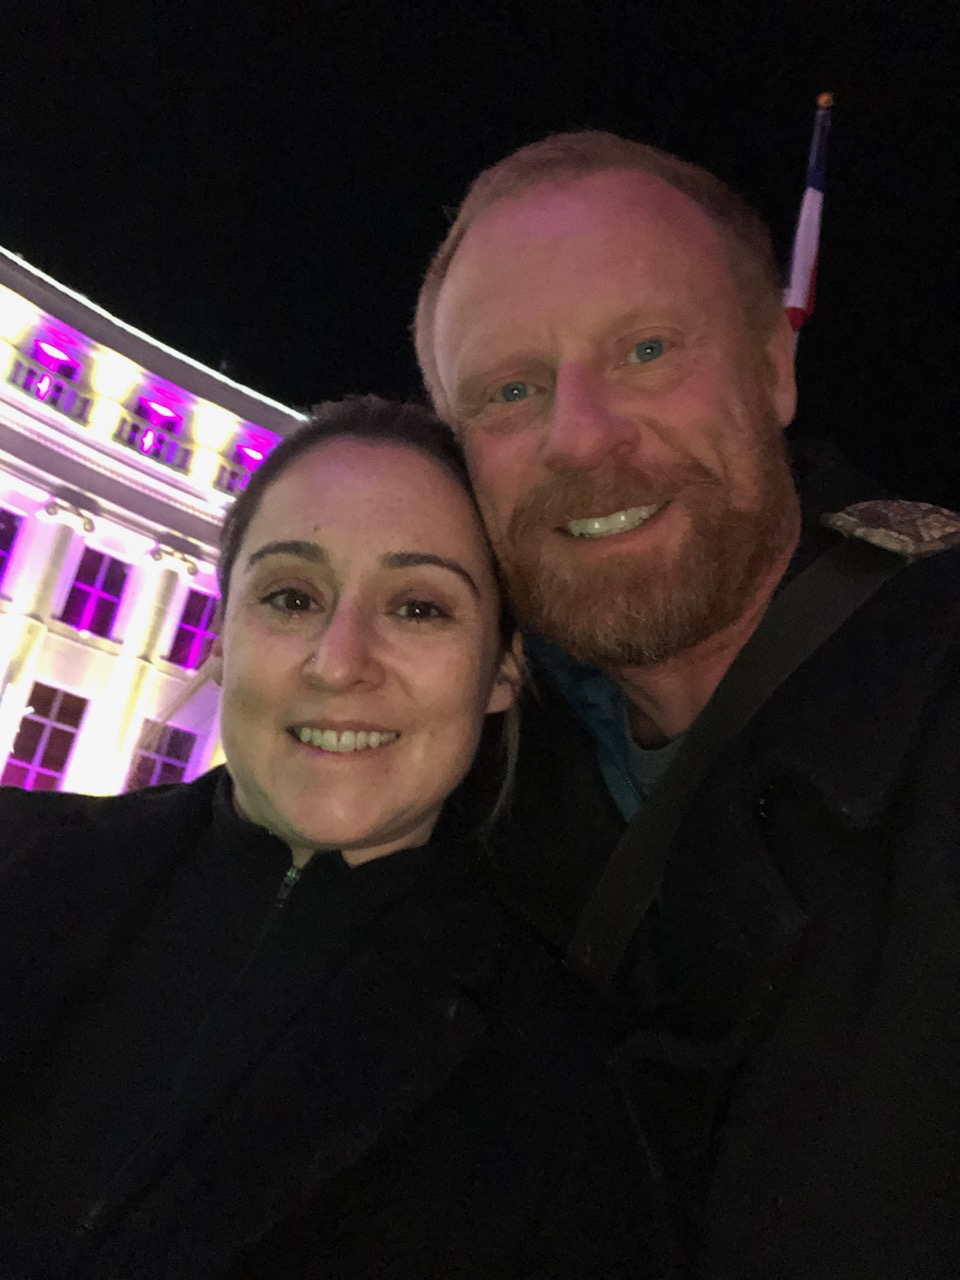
[432,168,732,373]
[454,168,722,265]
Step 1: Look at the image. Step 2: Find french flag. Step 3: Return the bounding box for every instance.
[785,93,833,333]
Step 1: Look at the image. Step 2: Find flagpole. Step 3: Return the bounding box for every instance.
[785,92,834,348]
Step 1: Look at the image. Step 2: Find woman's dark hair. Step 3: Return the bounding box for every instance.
[216,394,520,822]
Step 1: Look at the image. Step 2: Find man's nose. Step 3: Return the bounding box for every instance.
[302,602,382,691]
[542,364,638,472]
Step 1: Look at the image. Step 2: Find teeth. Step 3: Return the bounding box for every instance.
[295,727,398,752]
[566,505,660,539]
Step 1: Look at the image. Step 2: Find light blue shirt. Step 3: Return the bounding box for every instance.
[527,636,681,822]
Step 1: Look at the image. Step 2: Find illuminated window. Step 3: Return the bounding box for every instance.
[213,459,249,495]
[125,721,197,790]
[167,588,218,669]
[1,682,87,791]
[213,438,272,495]
[113,396,193,472]
[8,356,92,424]
[61,547,129,638]
[0,508,22,590]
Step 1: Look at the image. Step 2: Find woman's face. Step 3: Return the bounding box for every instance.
[211,437,516,866]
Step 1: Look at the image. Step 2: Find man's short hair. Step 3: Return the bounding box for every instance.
[415,129,785,417]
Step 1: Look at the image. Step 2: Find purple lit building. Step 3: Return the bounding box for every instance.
[0,246,305,793]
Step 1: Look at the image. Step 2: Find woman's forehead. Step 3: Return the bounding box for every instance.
[240,438,494,573]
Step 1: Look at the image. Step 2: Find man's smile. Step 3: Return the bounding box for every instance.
[563,503,664,539]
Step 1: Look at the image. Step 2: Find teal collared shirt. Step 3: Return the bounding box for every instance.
[527,636,681,822]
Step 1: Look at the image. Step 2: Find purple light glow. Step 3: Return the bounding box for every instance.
[140,429,156,452]
[35,374,52,400]
[145,400,176,418]
[137,396,181,431]
[238,445,264,463]
[37,340,71,363]
[33,337,80,378]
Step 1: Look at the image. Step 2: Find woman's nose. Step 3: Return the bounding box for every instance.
[301,604,382,690]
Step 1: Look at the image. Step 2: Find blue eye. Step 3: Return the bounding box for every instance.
[496,381,532,403]
[628,338,665,364]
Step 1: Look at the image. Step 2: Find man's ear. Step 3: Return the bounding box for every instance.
[486,634,524,715]
[764,310,798,429]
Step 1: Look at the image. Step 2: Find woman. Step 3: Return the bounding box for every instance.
[0,398,662,1279]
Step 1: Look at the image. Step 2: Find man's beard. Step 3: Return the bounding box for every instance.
[492,413,797,670]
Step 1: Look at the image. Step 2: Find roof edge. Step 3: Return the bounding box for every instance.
[0,245,309,437]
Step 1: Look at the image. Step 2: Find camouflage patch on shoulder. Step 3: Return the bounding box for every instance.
[822,500,960,557]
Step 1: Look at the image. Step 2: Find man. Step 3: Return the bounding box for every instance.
[415,131,960,1278]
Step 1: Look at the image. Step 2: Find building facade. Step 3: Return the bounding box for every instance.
[0,245,304,794]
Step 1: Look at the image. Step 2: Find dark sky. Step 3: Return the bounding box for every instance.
[2,0,957,502]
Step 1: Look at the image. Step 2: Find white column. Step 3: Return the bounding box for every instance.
[0,519,75,760]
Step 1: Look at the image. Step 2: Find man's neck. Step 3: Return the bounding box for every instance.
[613,528,800,748]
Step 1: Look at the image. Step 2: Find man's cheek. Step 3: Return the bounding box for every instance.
[468,456,515,534]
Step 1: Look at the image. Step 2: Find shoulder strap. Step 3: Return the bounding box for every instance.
[566,536,906,991]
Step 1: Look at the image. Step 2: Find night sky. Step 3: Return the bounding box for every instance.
[3,0,957,503]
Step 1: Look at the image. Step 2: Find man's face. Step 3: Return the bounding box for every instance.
[431,169,799,669]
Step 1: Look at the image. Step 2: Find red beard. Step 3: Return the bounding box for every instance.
[493,419,797,669]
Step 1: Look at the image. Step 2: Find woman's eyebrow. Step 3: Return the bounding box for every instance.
[381,551,480,599]
[245,540,329,570]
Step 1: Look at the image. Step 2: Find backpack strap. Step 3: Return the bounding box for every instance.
[566,534,907,991]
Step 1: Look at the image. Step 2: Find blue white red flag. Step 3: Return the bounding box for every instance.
[784,93,833,332]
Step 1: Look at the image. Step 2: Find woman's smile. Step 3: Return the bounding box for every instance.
[288,725,401,753]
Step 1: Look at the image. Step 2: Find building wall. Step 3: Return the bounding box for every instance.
[0,247,304,795]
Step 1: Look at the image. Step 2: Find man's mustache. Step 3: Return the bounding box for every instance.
[507,458,721,536]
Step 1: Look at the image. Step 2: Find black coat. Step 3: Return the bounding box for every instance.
[493,528,960,1279]
[0,769,668,1280]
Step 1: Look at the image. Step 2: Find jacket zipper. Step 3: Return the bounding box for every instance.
[277,864,301,903]
[250,864,301,951]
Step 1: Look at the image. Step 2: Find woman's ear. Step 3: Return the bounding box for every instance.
[486,634,524,715]
[208,635,224,687]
